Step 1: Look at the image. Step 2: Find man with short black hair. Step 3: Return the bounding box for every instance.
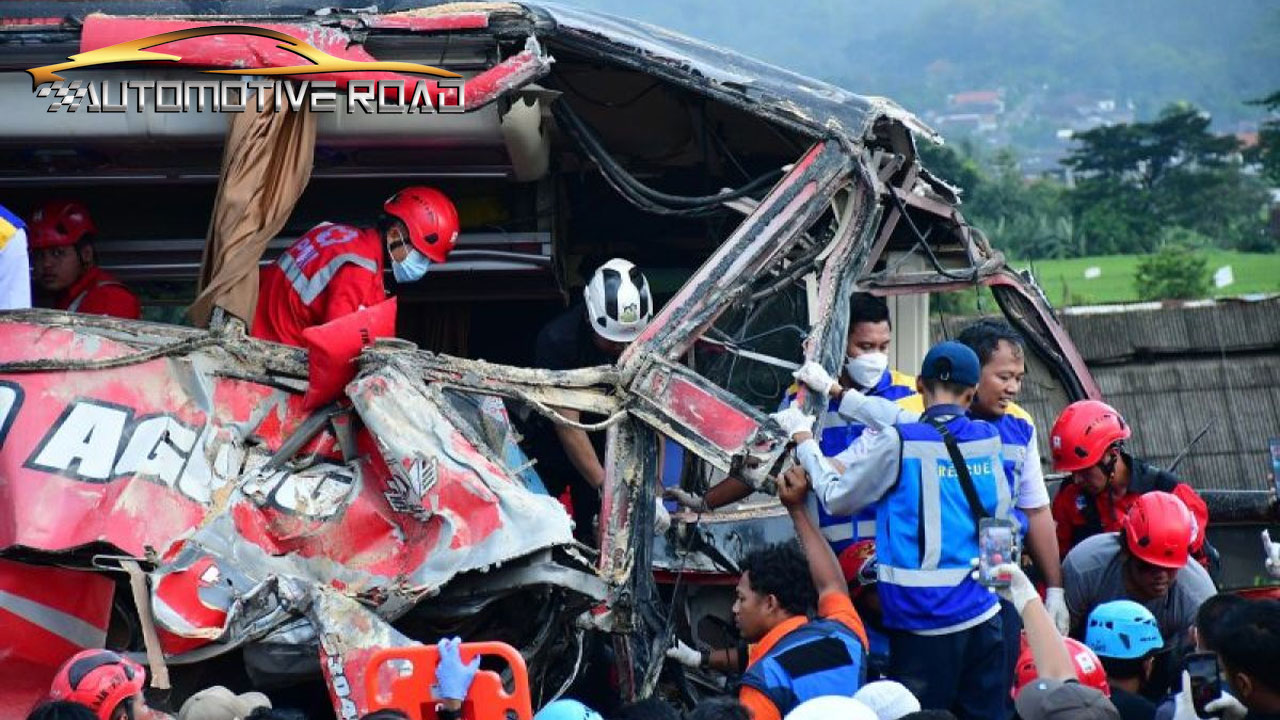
[1171,600,1280,720]
[669,293,919,549]
[1215,600,1280,719]
[729,467,868,720]
[1193,594,1248,654]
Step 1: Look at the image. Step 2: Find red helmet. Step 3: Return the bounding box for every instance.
[48,649,146,720]
[382,186,459,263]
[1013,637,1110,699]
[28,200,97,250]
[1049,400,1131,472]
[1123,491,1193,569]
[838,540,878,598]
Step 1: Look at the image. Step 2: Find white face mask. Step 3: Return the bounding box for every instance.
[845,352,889,389]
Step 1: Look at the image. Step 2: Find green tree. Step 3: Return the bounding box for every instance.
[1248,89,1280,185]
[1063,103,1268,255]
[1133,239,1211,300]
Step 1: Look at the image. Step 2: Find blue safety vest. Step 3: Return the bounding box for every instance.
[781,368,919,552]
[982,406,1037,537]
[876,405,1014,633]
[739,618,866,716]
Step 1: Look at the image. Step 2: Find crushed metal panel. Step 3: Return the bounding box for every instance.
[621,141,853,365]
[0,314,580,697]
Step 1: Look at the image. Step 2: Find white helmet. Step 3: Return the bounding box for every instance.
[584,258,653,343]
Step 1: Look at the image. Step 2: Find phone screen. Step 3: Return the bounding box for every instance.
[978,519,1017,588]
[1185,652,1222,718]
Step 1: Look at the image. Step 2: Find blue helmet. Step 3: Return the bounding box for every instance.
[1086,600,1163,660]
[534,699,604,720]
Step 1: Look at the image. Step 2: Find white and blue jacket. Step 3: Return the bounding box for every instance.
[779,368,920,552]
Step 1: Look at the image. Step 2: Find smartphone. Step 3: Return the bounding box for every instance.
[1185,651,1222,719]
[977,518,1019,588]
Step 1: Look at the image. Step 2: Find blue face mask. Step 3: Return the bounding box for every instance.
[391,249,431,283]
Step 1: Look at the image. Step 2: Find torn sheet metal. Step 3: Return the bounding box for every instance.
[0,558,115,718]
[0,313,577,716]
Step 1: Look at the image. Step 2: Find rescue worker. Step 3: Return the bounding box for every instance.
[27,200,140,319]
[48,649,167,720]
[736,467,867,720]
[779,341,1013,717]
[667,293,919,550]
[1062,492,1215,645]
[1012,637,1113,702]
[1049,400,1211,569]
[1085,600,1165,720]
[252,186,458,346]
[0,203,31,309]
[525,258,655,544]
[795,320,1068,710]
[984,560,1108,719]
[664,467,868,719]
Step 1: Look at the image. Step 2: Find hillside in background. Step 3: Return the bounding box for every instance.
[565,0,1280,158]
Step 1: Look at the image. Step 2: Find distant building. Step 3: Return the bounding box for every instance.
[936,89,1005,134]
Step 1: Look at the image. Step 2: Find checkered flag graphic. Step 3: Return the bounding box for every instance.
[35,80,88,112]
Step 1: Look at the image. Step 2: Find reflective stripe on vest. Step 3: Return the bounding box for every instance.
[877,417,1012,631]
[67,279,126,313]
[278,251,378,305]
[740,618,865,716]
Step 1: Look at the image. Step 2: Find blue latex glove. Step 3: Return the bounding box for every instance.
[433,637,480,702]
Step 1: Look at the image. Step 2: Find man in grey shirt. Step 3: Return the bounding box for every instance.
[1063,492,1216,644]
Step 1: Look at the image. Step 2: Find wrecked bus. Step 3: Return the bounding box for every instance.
[0,1,1140,716]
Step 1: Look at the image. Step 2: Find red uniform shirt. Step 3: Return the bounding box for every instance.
[252,223,387,347]
[56,265,141,319]
[1052,453,1210,566]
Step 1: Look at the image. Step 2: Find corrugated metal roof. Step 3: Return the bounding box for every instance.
[1063,298,1280,364]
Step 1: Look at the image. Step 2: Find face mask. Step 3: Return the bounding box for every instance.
[845,352,889,389]
[392,249,431,283]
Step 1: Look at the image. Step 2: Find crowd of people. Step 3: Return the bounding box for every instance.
[9,193,1280,720]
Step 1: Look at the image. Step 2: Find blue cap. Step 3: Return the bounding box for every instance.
[1086,600,1163,659]
[920,341,981,386]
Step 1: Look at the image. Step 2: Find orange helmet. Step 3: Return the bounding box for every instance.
[1049,400,1130,473]
[48,649,146,720]
[1012,637,1110,699]
[28,200,97,250]
[382,186,459,263]
[1123,491,1193,569]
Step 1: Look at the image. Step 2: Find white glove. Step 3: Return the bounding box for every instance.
[770,404,816,438]
[1173,670,1248,720]
[665,639,702,668]
[793,361,838,397]
[664,488,708,513]
[971,561,1039,615]
[1266,538,1280,579]
[654,497,672,535]
[1044,587,1070,635]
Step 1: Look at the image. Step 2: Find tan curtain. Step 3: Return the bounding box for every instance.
[189,88,317,328]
